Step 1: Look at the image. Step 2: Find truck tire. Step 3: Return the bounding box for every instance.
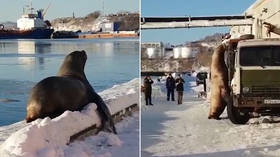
[227,99,250,124]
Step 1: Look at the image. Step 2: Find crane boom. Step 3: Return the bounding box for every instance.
[42,2,51,17]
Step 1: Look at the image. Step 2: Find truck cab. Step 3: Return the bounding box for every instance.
[227,38,280,124]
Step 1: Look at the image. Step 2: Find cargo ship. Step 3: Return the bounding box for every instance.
[0,7,54,39]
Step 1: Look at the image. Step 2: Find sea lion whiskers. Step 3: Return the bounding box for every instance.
[25,101,42,122]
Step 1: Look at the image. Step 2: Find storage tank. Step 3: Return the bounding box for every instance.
[147,48,155,58]
[173,47,181,58]
[181,47,192,58]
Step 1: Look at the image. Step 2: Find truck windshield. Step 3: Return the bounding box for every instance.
[240,46,280,66]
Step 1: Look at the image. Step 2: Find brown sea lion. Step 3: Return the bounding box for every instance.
[208,44,230,119]
[26,50,116,134]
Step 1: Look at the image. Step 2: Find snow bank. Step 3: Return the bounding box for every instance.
[0,121,28,145]
[0,78,139,157]
[64,113,139,157]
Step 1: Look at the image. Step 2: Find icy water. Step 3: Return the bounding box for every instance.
[0,38,139,126]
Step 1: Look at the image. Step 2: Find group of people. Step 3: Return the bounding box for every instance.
[143,74,185,105]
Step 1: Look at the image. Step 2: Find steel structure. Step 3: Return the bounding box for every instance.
[141,15,253,29]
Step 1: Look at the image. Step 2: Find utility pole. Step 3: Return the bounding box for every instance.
[102,0,105,16]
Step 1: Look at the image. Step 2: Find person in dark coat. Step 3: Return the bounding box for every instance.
[166,73,175,101]
[144,76,154,105]
[175,75,185,105]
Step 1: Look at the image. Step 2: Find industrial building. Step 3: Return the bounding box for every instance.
[141,42,197,59]
[100,21,120,33]
[141,42,164,58]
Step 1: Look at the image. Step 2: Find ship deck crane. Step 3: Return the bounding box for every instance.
[42,2,51,18]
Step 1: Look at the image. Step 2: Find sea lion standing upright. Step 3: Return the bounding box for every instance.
[208,45,230,119]
[26,50,116,134]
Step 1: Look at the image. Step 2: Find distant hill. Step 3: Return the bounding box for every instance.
[51,11,139,32]
[196,33,224,43]
[51,11,101,32]
[191,33,227,67]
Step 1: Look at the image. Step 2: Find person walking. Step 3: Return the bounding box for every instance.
[166,73,175,101]
[144,76,154,105]
[175,75,185,105]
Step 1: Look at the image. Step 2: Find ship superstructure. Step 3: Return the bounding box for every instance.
[0,2,53,39]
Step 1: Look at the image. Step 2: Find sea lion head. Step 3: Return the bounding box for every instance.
[66,50,87,65]
[57,50,87,79]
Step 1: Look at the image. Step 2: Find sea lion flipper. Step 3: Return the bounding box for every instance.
[90,90,117,134]
[101,118,117,134]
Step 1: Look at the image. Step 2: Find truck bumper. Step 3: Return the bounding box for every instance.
[236,96,280,107]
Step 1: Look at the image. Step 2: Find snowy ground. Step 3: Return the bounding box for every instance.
[141,74,280,157]
[0,113,139,157]
[64,112,139,157]
[0,79,139,157]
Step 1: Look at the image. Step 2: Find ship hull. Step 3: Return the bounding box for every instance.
[0,28,54,39]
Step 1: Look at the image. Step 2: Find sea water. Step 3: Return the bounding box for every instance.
[0,38,139,126]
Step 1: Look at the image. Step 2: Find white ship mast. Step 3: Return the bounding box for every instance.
[29,0,34,14]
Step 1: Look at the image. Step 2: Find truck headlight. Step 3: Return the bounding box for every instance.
[242,87,250,93]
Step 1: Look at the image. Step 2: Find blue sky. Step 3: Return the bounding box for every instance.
[0,0,139,21]
[141,0,256,44]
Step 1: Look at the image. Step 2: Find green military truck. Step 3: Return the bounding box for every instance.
[225,37,280,124]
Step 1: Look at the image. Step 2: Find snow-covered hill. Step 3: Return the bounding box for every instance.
[51,12,139,32]
[51,12,102,32]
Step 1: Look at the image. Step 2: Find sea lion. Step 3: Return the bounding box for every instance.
[0,98,19,103]
[26,50,116,134]
[208,44,230,119]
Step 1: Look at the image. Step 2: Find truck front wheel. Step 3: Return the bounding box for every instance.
[227,99,250,124]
